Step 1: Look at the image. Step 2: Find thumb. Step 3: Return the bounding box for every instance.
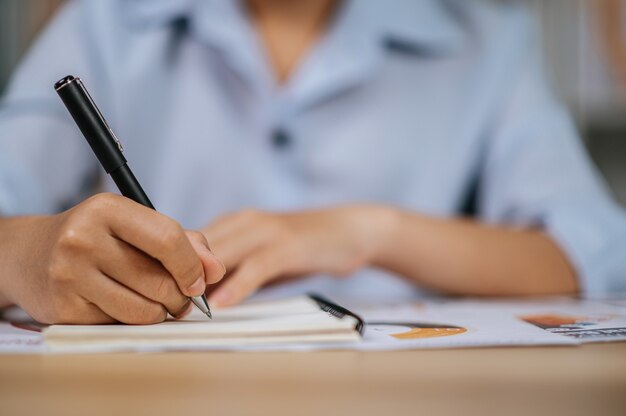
[185,230,226,285]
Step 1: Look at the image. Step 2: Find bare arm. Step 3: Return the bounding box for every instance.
[0,216,45,310]
[202,205,578,307]
[372,207,578,296]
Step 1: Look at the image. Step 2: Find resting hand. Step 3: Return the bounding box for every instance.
[201,206,393,306]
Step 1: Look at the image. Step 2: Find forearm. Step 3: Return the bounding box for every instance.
[0,216,49,308]
[370,208,578,296]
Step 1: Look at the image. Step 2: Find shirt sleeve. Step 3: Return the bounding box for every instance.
[0,1,102,215]
[477,13,626,298]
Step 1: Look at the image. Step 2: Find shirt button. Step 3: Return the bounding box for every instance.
[271,128,291,149]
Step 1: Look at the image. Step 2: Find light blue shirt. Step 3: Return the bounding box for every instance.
[1,0,625,301]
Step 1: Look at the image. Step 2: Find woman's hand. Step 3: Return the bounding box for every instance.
[201,206,396,307]
[0,193,225,324]
[201,203,578,307]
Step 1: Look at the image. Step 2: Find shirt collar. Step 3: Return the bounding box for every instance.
[349,0,467,53]
[121,0,467,52]
[121,0,197,27]
[120,0,468,113]
[284,0,468,113]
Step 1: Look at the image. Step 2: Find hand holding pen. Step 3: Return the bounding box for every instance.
[26,75,224,324]
[22,193,223,324]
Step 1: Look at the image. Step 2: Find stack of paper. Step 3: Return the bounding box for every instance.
[1,296,624,354]
[43,296,361,353]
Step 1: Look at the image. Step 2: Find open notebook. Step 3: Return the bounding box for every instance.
[43,295,364,353]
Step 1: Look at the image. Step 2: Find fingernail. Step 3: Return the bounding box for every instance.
[188,276,206,296]
[175,303,193,320]
[210,289,232,307]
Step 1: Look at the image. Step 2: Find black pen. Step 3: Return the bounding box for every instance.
[54,75,212,319]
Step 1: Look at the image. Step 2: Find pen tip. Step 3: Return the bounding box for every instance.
[190,295,212,319]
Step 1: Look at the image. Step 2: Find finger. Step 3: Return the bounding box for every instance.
[75,303,118,324]
[79,270,168,325]
[185,230,226,284]
[208,221,280,271]
[202,210,285,269]
[202,211,259,243]
[95,236,191,318]
[52,295,117,325]
[101,195,206,297]
[208,246,288,307]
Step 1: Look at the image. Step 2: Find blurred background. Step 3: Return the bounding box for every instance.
[1,0,625,205]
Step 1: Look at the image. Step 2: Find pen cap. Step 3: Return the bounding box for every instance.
[55,75,127,174]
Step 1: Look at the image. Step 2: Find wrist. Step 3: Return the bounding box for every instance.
[351,205,402,268]
[0,215,52,305]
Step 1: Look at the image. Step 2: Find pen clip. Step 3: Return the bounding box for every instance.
[75,78,124,153]
[308,293,365,335]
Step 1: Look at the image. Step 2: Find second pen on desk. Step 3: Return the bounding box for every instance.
[54,75,212,319]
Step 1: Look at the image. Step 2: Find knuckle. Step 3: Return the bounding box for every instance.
[154,273,180,301]
[56,227,91,253]
[141,304,167,325]
[186,230,212,251]
[172,299,192,318]
[47,255,75,286]
[129,303,167,325]
[81,193,118,214]
[186,230,207,244]
[158,219,185,251]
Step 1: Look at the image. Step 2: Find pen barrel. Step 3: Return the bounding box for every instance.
[55,77,127,174]
[110,164,155,210]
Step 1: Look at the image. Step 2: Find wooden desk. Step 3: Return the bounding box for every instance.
[1,343,625,416]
